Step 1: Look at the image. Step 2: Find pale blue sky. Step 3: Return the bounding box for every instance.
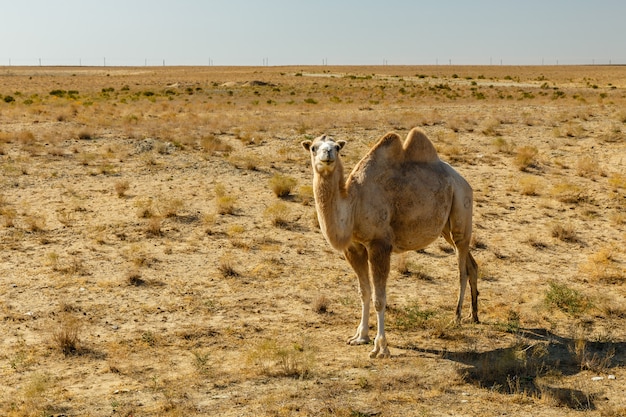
[2,0,625,66]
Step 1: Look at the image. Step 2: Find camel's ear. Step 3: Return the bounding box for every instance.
[301,140,312,151]
[337,140,346,150]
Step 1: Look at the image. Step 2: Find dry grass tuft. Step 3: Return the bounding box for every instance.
[518,175,542,196]
[264,202,291,228]
[51,313,82,355]
[312,295,331,314]
[492,137,515,154]
[146,216,164,236]
[514,146,539,171]
[114,179,130,197]
[576,155,605,178]
[551,223,579,243]
[246,337,316,378]
[579,247,624,284]
[550,182,588,204]
[218,255,240,277]
[200,135,233,155]
[269,174,297,198]
[215,183,237,215]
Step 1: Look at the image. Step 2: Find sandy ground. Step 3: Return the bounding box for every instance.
[0,65,624,416]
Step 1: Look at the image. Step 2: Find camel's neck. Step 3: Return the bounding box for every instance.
[313,160,354,251]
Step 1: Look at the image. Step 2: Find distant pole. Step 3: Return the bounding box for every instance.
[39,58,41,66]
[104,57,106,66]
[145,58,147,66]
[163,59,165,66]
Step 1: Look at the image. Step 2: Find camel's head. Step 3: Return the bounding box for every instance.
[302,135,346,175]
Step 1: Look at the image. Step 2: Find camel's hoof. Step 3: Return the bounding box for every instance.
[466,313,480,324]
[369,348,391,359]
[348,337,370,346]
[448,318,462,328]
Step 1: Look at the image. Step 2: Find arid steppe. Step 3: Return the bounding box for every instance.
[0,65,625,416]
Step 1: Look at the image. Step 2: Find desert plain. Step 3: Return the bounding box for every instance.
[0,64,625,416]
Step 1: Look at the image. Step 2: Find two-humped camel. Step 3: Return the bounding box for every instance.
[302,127,478,358]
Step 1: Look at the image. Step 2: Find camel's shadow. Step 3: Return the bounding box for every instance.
[405,328,626,410]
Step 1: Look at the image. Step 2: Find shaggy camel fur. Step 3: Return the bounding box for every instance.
[302,128,478,358]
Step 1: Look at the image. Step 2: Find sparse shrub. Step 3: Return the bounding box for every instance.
[312,295,330,314]
[514,146,538,171]
[518,175,542,196]
[576,155,604,178]
[492,137,514,153]
[52,313,82,355]
[264,202,291,228]
[127,269,145,286]
[551,223,578,243]
[298,185,314,205]
[246,337,315,378]
[3,95,15,103]
[544,281,589,315]
[135,198,155,218]
[193,351,212,376]
[201,135,232,155]
[1,207,17,227]
[218,255,239,277]
[390,299,436,330]
[550,182,588,204]
[579,247,624,284]
[480,118,501,136]
[78,129,93,140]
[146,216,163,236]
[157,196,184,217]
[269,174,297,197]
[114,179,130,197]
[216,195,237,215]
[50,89,67,97]
[215,183,237,215]
[25,213,46,232]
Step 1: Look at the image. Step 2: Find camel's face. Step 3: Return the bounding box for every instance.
[302,135,346,174]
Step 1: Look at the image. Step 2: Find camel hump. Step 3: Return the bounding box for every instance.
[402,127,440,163]
[367,132,403,161]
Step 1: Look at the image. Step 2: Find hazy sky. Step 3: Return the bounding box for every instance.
[2,0,625,66]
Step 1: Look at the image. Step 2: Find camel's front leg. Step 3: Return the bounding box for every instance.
[344,244,371,345]
[368,241,392,359]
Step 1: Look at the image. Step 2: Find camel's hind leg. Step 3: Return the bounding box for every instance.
[442,228,479,324]
[467,252,479,322]
[344,243,371,345]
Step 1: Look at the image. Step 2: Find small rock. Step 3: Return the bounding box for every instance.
[591,376,604,381]
[608,374,616,380]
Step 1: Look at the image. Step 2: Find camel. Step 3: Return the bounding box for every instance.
[302,127,478,358]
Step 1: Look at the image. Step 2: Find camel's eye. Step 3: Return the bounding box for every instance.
[311,145,318,153]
